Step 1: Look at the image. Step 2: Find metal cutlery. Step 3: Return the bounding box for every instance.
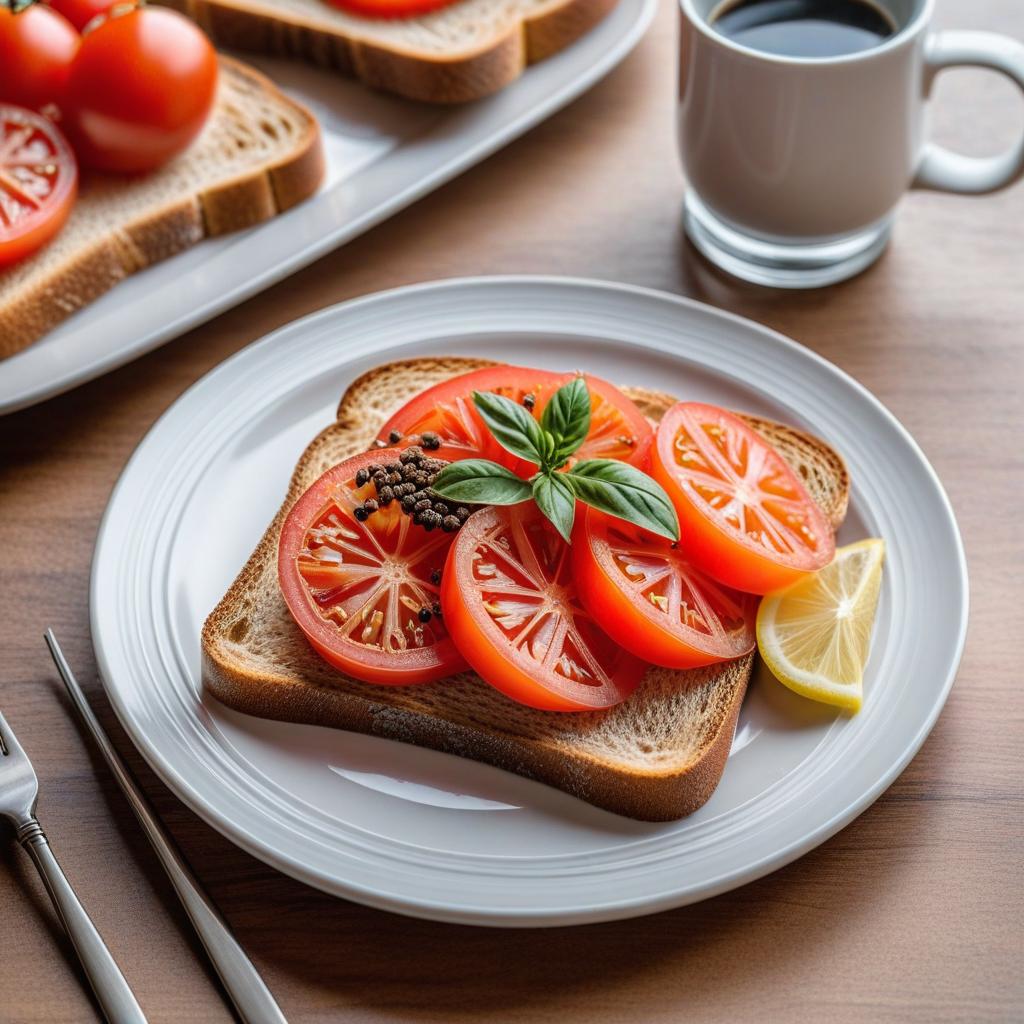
[45,630,288,1024]
[0,707,148,1024]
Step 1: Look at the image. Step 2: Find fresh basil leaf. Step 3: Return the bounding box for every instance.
[472,390,545,465]
[540,429,561,466]
[532,472,576,544]
[431,460,532,505]
[567,459,679,541]
[541,375,591,464]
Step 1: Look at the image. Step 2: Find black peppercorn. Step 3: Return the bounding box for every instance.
[418,607,432,623]
[388,430,402,443]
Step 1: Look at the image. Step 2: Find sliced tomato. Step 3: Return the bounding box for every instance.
[321,0,457,18]
[377,365,653,472]
[278,448,469,685]
[572,507,757,669]
[378,366,558,465]
[0,105,77,269]
[442,504,647,711]
[651,403,834,594]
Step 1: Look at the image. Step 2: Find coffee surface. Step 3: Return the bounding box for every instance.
[712,0,896,57]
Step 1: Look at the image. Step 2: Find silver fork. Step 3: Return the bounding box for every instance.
[0,709,147,1024]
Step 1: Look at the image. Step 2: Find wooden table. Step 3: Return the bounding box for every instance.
[2,1,1022,1020]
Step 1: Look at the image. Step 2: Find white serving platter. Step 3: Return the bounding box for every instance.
[0,0,655,414]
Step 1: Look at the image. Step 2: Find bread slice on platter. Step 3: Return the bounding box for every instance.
[202,357,849,821]
[164,0,620,103]
[0,57,324,361]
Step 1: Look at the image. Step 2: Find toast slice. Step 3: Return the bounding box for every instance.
[0,57,324,360]
[202,357,849,820]
[164,0,620,103]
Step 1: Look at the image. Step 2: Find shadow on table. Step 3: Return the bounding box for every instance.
[673,222,900,340]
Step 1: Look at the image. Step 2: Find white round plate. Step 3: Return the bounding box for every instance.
[92,277,968,927]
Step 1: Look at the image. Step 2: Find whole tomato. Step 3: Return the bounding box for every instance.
[62,5,218,174]
[45,0,117,31]
[0,2,78,111]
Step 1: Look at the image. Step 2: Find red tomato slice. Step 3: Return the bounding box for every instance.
[377,365,653,472]
[278,448,469,685]
[442,503,647,711]
[321,0,457,19]
[0,105,77,269]
[651,402,835,594]
[572,507,757,669]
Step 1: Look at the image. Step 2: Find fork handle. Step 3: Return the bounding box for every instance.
[18,821,148,1024]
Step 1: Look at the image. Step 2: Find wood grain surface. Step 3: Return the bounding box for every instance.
[1,1,1022,1021]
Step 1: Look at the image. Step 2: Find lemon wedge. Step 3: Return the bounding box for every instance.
[756,539,885,712]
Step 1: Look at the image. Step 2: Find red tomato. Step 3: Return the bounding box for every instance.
[0,104,77,268]
[378,365,653,472]
[62,6,218,173]
[278,449,469,685]
[651,403,834,594]
[572,507,757,669]
[46,0,117,32]
[321,0,456,18]
[0,3,78,111]
[442,503,648,711]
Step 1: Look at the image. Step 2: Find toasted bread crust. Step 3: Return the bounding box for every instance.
[202,357,850,820]
[203,644,753,819]
[166,0,619,103]
[0,58,324,361]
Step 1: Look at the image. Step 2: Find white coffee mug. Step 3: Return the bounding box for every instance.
[678,0,1024,287]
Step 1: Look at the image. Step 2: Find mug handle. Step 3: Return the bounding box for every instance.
[913,30,1024,194]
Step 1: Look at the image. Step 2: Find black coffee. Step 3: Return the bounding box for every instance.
[711,0,896,58]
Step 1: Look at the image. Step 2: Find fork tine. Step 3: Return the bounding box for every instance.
[0,710,15,757]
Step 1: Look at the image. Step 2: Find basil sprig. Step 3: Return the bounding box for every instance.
[431,377,680,544]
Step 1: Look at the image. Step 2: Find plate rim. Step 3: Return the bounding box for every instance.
[90,275,969,926]
[0,0,656,415]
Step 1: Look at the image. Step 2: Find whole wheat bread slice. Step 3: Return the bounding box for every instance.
[163,0,619,103]
[202,357,849,820]
[0,57,324,360]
